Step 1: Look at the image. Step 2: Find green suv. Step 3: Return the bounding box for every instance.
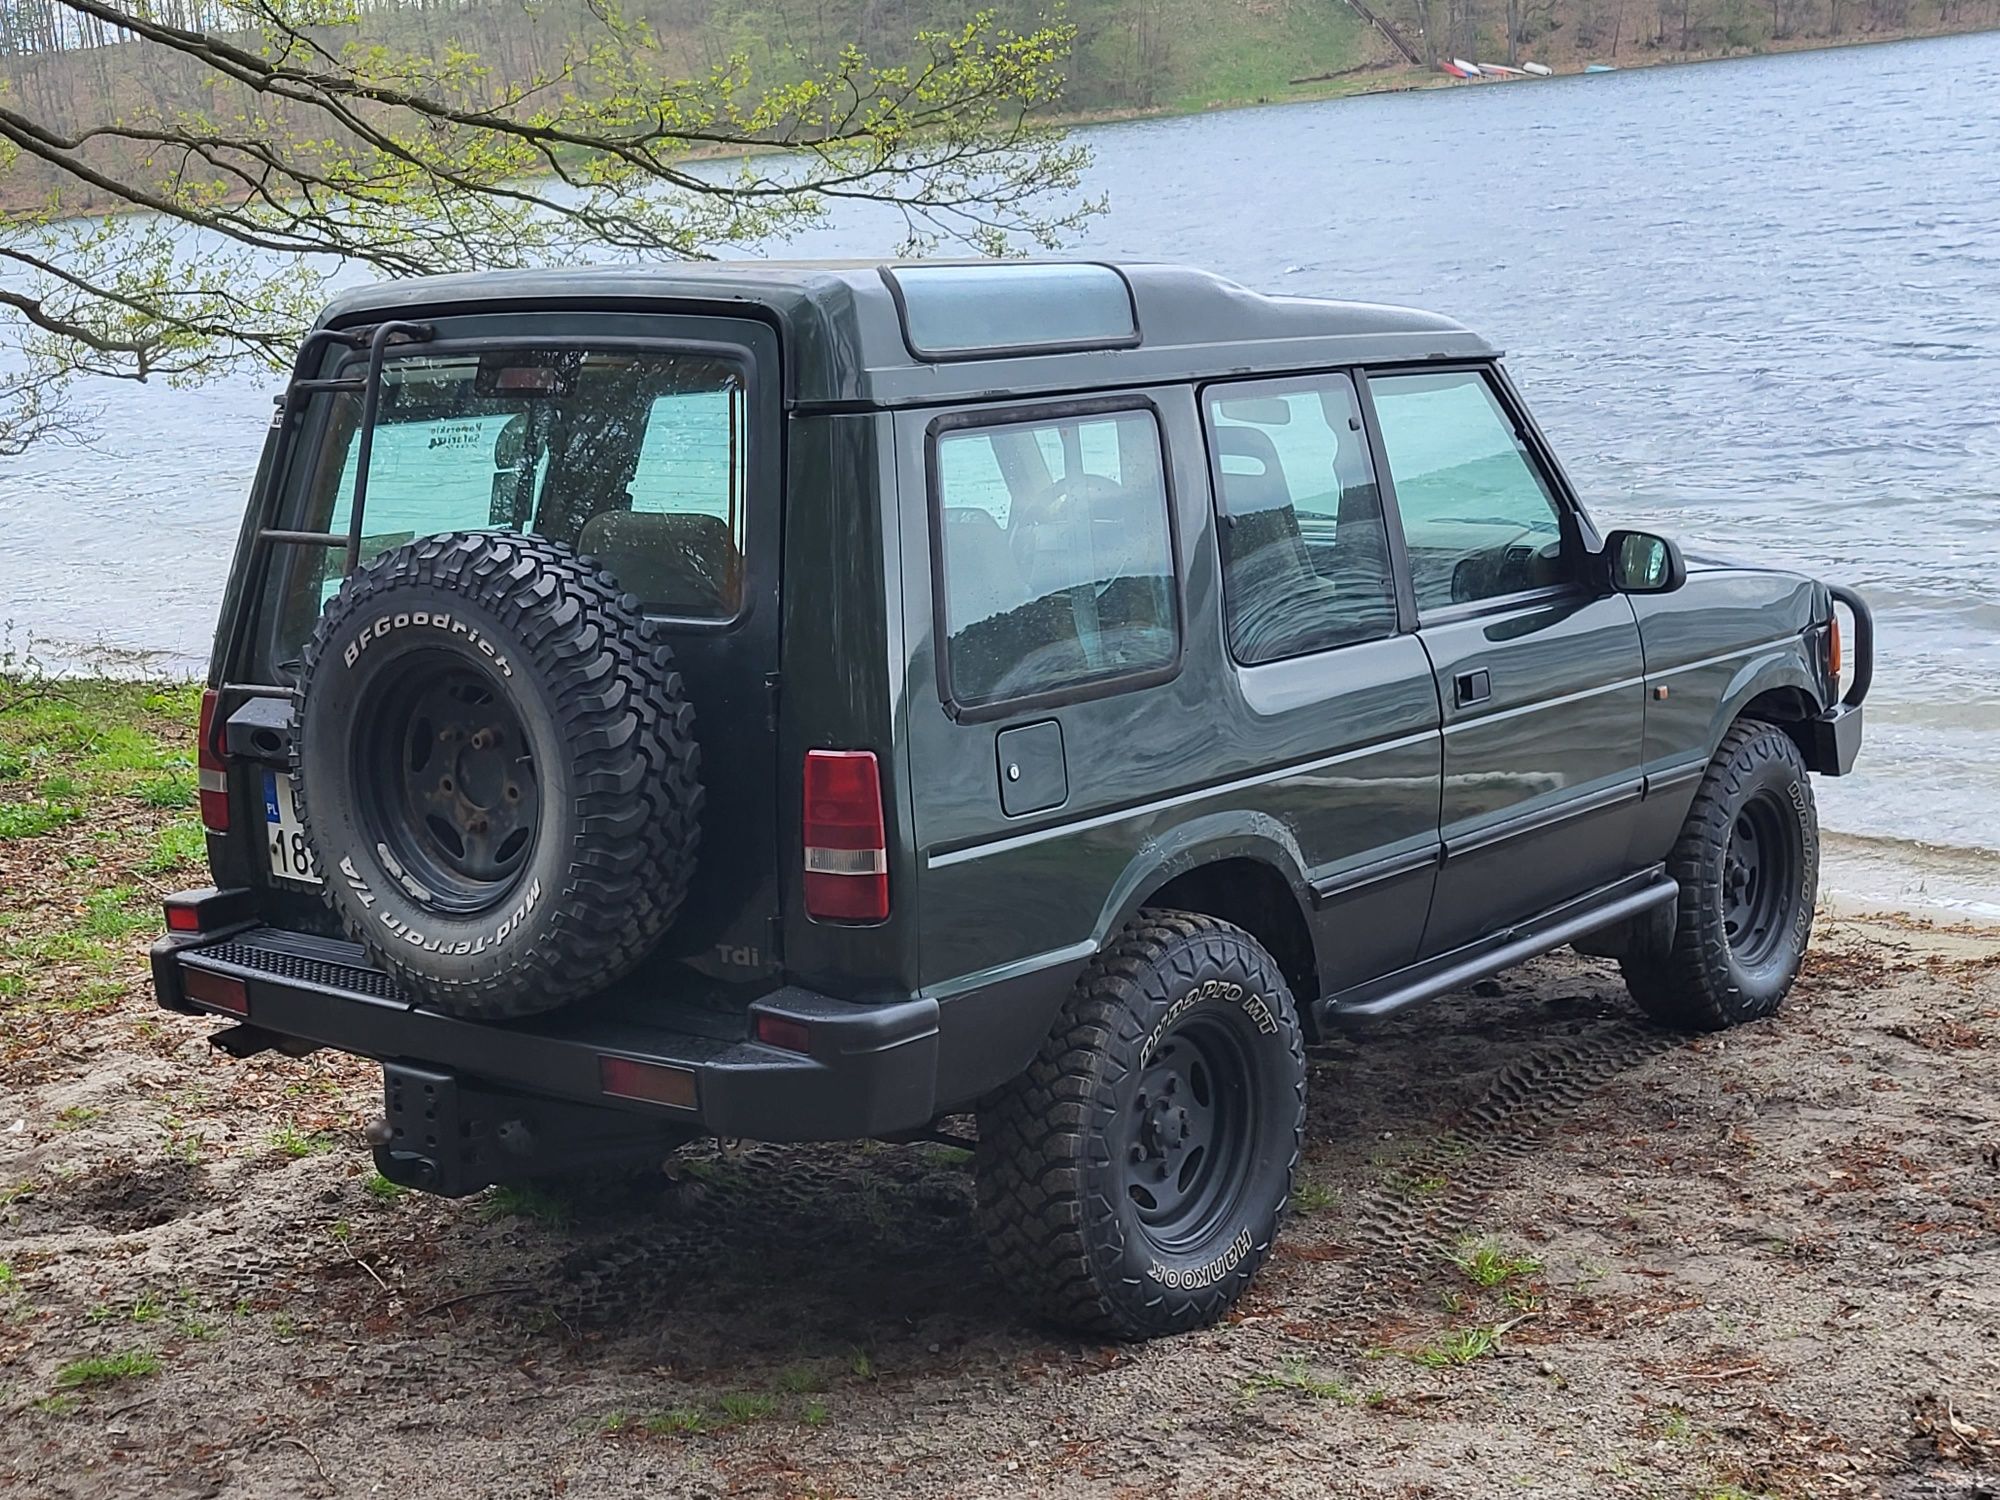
[153,261,1870,1337]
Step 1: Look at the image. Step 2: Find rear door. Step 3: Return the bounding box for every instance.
[225,311,784,987]
[1362,365,1646,957]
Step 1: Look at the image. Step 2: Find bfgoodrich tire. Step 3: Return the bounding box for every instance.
[1622,719,1819,1031]
[974,911,1307,1339]
[294,531,702,1019]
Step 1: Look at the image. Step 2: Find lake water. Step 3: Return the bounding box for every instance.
[2,31,1997,915]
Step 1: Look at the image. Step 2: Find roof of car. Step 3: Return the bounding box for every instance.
[317,260,1497,408]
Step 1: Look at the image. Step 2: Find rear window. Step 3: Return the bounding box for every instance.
[931,405,1178,709]
[274,349,746,660]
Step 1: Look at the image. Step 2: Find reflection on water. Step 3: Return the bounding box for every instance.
[2,31,1996,905]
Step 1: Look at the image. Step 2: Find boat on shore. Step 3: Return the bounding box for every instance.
[1523,61,1553,75]
[1584,61,1618,72]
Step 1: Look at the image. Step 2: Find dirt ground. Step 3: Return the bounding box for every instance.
[3,893,1997,1499]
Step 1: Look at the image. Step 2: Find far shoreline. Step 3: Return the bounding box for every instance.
[1042,22,2000,131]
[6,23,1996,225]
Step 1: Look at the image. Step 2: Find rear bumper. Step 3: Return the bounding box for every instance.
[152,925,940,1142]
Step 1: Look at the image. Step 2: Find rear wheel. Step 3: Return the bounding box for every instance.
[974,911,1306,1338]
[1622,719,1818,1030]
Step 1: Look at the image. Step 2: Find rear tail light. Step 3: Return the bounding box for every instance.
[181,967,249,1017]
[599,1055,698,1110]
[1828,615,1844,681]
[754,1014,811,1054]
[197,689,229,833]
[162,887,252,938]
[803,749,889,923]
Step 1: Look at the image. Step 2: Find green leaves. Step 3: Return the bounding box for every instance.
[0,2,1096,453]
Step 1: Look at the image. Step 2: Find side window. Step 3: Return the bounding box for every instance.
[1369,370,1569,612]
[1204,373,1397,663]
[933,406,1178,709]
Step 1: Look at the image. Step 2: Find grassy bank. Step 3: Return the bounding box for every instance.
[0,678,204,1059]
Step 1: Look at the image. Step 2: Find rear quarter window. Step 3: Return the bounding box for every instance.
[931,405,1179,710]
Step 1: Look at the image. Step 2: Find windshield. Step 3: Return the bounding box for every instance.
[271,348,747,662]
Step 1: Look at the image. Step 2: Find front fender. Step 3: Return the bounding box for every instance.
[1708,654,1826,756]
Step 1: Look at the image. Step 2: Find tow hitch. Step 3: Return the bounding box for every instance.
[371,1064,697,1197]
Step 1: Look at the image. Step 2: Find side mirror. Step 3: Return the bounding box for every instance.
[1604,530,1686,594]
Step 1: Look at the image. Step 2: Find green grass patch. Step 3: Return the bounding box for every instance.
[32,1393,78,1415]
[13,979,125,1016]
[602,1391,784,1439]
[54,1350,160,1388]
[0,799,81,840]
[716,1392,778,1423]
[0,1262,14,1286]
[1292,1182,1338,1213]
[918,1144,973,1168]
[270,1124,336,1159]
[76,887,153,939]
[135,773,195,810]
[0,973,24,999]
[0,678,200,808]
[362,1173,407,1202]
[141,821,207,874]
[1450,1238,1542,1288]
[774,1362,827,1394]
[479,1184,571,1225]
[1241,1354,1354,1403]
[1406,1325,1502,1369]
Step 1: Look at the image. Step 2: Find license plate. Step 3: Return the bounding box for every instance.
[264,772,322,885]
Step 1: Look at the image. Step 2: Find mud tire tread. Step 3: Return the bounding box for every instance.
[973,910,1306,1339]
[1621,718,1815,1032]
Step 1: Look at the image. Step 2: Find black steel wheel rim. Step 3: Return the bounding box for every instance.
[1722,788,1798,969]
[352,656,540,914]
[1116,1014,1255,1251]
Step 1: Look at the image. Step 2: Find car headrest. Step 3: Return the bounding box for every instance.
[576,509,740,615]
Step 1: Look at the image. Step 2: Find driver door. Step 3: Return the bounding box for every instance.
[1364,366,1646,957]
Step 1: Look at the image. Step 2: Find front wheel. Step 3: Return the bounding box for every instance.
[1623,719,1819,1030]
[974,911,1307,1339]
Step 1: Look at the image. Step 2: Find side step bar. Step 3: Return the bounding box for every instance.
[1319,866,1677,1026]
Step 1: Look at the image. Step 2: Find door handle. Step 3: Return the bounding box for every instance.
[1454,669,1492,707]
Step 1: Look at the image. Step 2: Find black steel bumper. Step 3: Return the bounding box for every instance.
[1808,702,1864,777]
[1809,582,1872,777]
[151,925,940,1143]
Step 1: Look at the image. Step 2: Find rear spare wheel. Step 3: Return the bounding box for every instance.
[294,531,702,1019]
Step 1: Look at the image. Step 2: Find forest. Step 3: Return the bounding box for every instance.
[0,0,1996,211]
